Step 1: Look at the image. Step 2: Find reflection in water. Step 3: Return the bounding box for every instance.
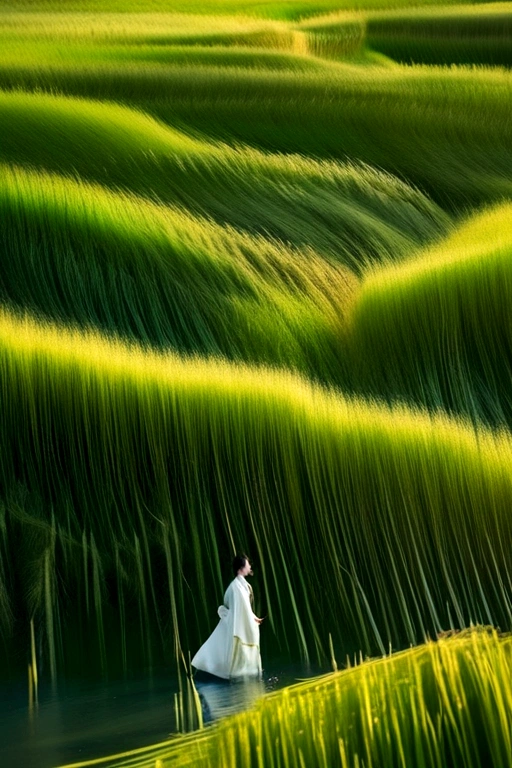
[196,677,266,723]
[0,664,324,768]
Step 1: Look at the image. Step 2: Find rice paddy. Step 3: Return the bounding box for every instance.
[1,1,512,766]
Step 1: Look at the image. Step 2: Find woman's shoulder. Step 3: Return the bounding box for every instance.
[226,576,245,593]
[224,577,238,597]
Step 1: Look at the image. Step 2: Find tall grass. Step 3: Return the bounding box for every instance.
[0,41,333,72]
[0,10,362,60]
[2,6,507,68]
[0,90,449,269]
[0,10,336,71]
[0,11,376,65]
[0,164,355,377]
[1,51,511,208]
[0,12,300,42]
[2,309,512,676]
[1,6,512,762]
[348,203,512,428]
[56,629,512,768]
[367,4,512,67]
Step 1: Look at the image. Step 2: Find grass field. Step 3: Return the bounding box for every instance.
[1,1,512,766]
[0,0,493,19]
[0,163,359,375]
[366,4,512,66]
[1,29,512,208]
[0,92,449,269]
[348,203,512,425]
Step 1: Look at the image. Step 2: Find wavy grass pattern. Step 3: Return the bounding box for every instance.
[0,164,357,375]
[349,203,512,426]
[1,3,512,765]
[1,17,512,208]
[0,90,450,270]
[0,64,510,209]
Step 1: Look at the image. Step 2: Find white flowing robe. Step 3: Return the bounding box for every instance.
[191,575,262,680]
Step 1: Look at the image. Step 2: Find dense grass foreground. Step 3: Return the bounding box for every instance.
[59,629,512,768]
[348,203,512,428]
[2,310,512,677]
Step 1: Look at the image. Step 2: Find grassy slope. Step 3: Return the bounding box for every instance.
[0,163,356,377]
[1,49,511,210]
[3,309,512,675]
[348,203,512,426]
[366,3,512,67]
[0,90,449,271]
[58,630,512,768]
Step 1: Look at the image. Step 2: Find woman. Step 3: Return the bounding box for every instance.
[191,554,264,680]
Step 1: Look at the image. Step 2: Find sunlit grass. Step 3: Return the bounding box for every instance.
[0,12,302,43]
[0,90,450,270]
[1,48,511,208]
[0,0,482,19]
[348,202,512,426]
[0,10,370,66]
[0,9,367,69]
[57,629,512,768]
[0,41,332,71]
[3,309,512,676]
[0,163,356,376]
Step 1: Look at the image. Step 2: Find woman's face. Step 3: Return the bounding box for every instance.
[241,559,252,576]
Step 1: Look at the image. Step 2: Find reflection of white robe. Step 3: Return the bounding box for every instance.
[196,677,265,722]
[191,576,262,680]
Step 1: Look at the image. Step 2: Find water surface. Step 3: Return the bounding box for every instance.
[1,661,325,768]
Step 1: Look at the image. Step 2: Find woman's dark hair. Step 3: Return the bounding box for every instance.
[232,553,249,577]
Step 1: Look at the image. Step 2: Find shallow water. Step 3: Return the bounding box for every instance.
[0,662,324,768]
